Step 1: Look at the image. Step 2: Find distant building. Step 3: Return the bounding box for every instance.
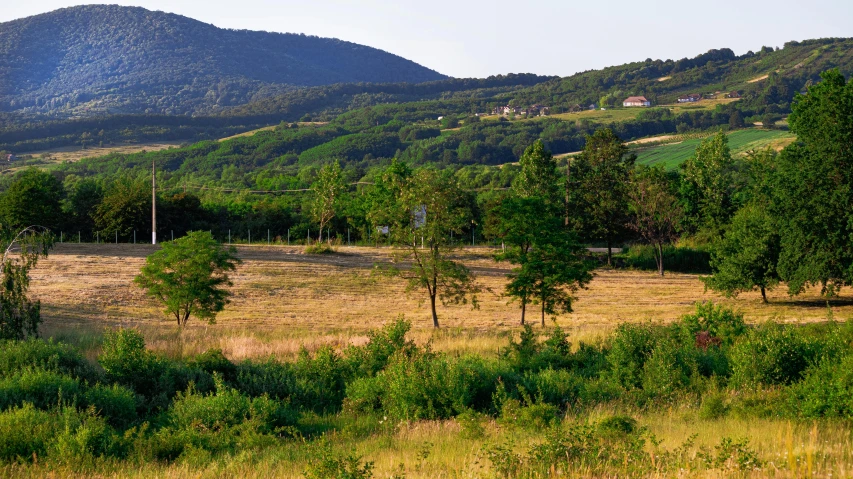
[623,96,651,107]
[588,104,597,110]
[727,91,741,98]
[677,94,702,103]
[5,154,16,162]
[437,116,444,121]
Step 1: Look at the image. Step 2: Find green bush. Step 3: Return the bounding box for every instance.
[0,403,54,462]
[519,368,585,409]
[99,328,211,412]
[346,318,416,377]
[618,244,711,274]
[641,337,699,397]
[680,302,747,346]
[605,323,660,389]
[698,392,729,420]
[786,354,853,418]
[0,404,125,465]
[0,368,83,410]
[0,339,96,381]
[169,376,296,434]
[51,407,127,464]
[83,384,138,428]
[730,322,818,388]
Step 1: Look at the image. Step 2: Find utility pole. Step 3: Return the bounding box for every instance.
[152,159,157,245]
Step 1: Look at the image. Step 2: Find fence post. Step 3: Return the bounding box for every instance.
[268,229,270,245]
[171,230,174,241]
[348,228,350,246]
[78,231,80,244]
[307,229,310,243]
[228,229,231,244]
[133,230,136,244]
[287,229,290,245]
[249,229,251,244]
[96,232,99,244]
[60,232,63,243]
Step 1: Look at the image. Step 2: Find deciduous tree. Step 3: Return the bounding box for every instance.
[568,128,635,265]
[773,69,853,296]
[628,166,683,276]
[311,161,346,242]
[0,169,64,231]
[135,231,240,327]
[704,204,780,302]
[0,226,54,340]
[380,168,480,328]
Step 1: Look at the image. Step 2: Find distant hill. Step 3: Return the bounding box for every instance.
[0,5,447,116]
[506,38,853,112]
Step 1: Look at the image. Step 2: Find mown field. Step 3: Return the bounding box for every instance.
[635,129,797,169]
[32,243,847,361]
[11,243,853,478]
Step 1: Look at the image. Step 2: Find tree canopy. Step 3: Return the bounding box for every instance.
[135,231,240,327]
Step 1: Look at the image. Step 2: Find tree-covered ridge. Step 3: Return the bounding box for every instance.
[0,5,448,116]
[505,38,853,113]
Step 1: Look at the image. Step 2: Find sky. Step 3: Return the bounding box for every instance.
[2,0,852,78]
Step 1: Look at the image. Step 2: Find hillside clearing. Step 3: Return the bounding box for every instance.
[34,243,847,361]
[635,128,796,169]
[4,141,184,172]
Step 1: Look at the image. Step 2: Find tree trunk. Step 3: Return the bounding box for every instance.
[657,243,665,277]
[606,237,612,267]
[430,294,439,328]
[541,302,546,327]
[520,300,526,325]
[760,285,768,303]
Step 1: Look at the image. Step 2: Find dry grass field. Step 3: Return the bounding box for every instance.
[31,244,848,362]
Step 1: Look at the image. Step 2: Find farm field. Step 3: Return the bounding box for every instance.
[635,128,796,169]
[33,243,847,361]
[2,141,185,173]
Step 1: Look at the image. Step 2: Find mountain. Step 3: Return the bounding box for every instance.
[0,5,448,116]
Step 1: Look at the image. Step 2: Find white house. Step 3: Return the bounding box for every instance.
[623,96,651,107]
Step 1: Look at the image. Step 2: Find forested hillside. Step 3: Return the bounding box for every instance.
[0,5,447,116]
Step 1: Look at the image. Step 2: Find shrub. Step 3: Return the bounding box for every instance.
[169,376,296,435]
[343,376,384,413]
[698,392,729,420]
[0,339,96,381]
[233,359,297,400]
[305,242,335,254]
[605,323,660,389]
[346,318,416,377]
[519,368,584,409]
[84,384,138,428]
[0,403,53,462]
[597,415,638,437]
[619,244,711,274]
[0,368,83,410]
[292,346,351,413]
[642,337,699,397]
[187,349,237,382]
[786,354,853,418]
[680,302,746,346]
[730,322,817,388]
[99,328,209,413]
[51,407,127,465]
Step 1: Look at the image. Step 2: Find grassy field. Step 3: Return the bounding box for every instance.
[2,141,185,174]
[635,128,797,169]
[32,243,848,362]
[12,244,853,478]
[480,98,742,125]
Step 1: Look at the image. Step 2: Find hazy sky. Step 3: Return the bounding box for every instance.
[2,1,852,78]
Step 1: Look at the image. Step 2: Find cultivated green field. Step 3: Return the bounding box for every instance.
[635,129,796,169]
